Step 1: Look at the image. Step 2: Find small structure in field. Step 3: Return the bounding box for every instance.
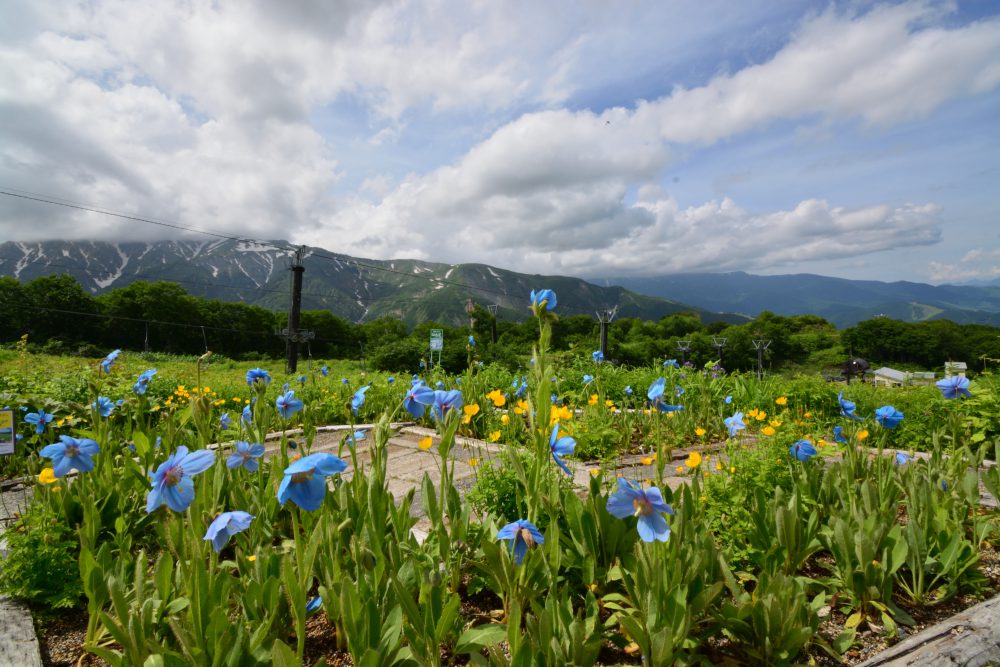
[944,361,967,377]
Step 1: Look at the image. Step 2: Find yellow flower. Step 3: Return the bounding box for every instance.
[418,436,433,450]
[463,403,480,417]
[247,554,257,562]
[770,419,782,428]
[761,426,776,437]
[513,400,528,415]
[605,399,615,408]
[730,466,735,474]
[775,396,787,406]
[37,468,58,485]
[755,410,767,421]
[675,466,685,474]
[462,414,472,424]
[488,430,501,442]
[685,451,702,468]
[468,458,479,468]
[857,429,869,441]
[641,456,653,466]
[747,408,759,419]
[715,460,723,471]
[695,427,706,437]
[804,411,812,419]
[486,390,506,407]
[556,405,573,421]
[588,394,598,406]
[500,414,510,426]
[589,468,600,477]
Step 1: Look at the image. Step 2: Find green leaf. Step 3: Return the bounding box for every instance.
[270,639,299,667]
[455,624,507,654]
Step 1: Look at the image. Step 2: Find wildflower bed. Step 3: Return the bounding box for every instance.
[1,291,999,666]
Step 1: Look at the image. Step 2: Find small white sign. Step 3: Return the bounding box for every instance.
[429,329,444,352]
[0,409,14,455]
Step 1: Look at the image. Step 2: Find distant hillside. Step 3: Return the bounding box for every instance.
[0,240,744,327]
[604,272,1000,327]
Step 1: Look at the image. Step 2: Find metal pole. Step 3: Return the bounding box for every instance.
[676,339,692,366]
[287,259,305,373]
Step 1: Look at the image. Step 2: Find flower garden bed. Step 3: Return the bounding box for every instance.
[1,292,999,666]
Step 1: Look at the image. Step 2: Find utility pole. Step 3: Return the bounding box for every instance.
[596,307,617,361]
[487,304,499,344]
[278,247,314,374]
[676,339,692,366]
[752,338,771,380]
[712,336,727,368]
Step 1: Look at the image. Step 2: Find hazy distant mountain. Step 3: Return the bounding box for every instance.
[604,272,1000,327]
[0,240,744,326]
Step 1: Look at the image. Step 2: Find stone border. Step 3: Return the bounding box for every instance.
[856,593,1000,667]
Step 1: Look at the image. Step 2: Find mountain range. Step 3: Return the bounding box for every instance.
[602,272,1000,327]
[0,240,742,327]
[2,240,998,328]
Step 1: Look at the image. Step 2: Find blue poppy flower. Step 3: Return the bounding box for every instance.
[241,403,252,426]
[529,289,557,312]
[875,405,904,429]
[204,511,253,553]
[227,440,265,472]
[341,377,349,385]
[219,413,231,431]
[351,385,370,415]
[430,390,463,421]
[592,350,604,362]
[92,396,114,418]
[306,596,323,613]
[515,380,528,398]
[724,412,745,437]
[624,386,633,396]
[347,430,366,448]
[40,435,100,477]
[146,446,216,513]
[496,519,544,565]
[936,376,971,399]
[549,423,576,476]
[833,425,847,444]
[246,368,271,386]
[838,392,863,421]
[895,451,912,465]
[25,409,54,434]
[277,453,347,511]
[282,382,290,393]
[468,335,475,347]
[436,380,446,390]
[647,377,683,412]
[297,375,307,386]
[387,376,395,384]
[724,395,733,404]
[100,349,121,374]
[276,391,304,419]
[405,384,435,418]
[320,365,329,377]
[606,478,673,542]
[133,368,157,395]
[663,359,679,369]
[790,440,817,462]
[583,374,594,385]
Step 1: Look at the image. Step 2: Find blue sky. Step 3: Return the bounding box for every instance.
[1,0,998,284]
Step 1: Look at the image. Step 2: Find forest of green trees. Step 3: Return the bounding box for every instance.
[2,274,999,374]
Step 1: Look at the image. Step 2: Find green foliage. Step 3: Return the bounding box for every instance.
[0,504,84,609]
[466,448,533,523]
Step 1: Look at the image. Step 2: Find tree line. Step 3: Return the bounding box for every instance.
[2,274,998,374]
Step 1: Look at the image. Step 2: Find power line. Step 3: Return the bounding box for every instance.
[1,186,610,318]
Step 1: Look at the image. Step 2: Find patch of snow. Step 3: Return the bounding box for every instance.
[236,241,272,253]
[444,268,454,280]
[62,249,70,257]
[208,264,219,278]
[434,282,445,290]
[94,243,129,289]
[487,267,501,279]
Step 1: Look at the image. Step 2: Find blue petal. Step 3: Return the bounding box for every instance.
[289,475,327,511]
[180,449,215,476]
[164,477,195,512]
[637,513,670,542]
